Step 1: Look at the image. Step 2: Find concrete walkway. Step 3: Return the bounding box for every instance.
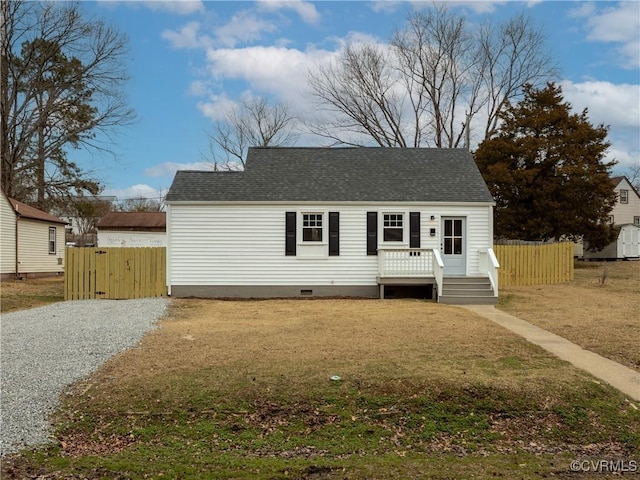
[463,305,640,402]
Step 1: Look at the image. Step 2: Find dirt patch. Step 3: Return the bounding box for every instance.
[499,261,640,370]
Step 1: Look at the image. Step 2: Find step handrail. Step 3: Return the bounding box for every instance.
[479,248,500,297]
[433,249,444,301]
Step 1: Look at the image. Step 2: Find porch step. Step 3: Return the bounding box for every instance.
[439,276,497,305]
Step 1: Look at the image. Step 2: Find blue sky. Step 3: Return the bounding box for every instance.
[76,1,640,202]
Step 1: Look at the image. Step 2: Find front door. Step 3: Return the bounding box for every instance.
[442,217,466,275]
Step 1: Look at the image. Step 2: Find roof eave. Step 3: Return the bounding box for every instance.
[165,200,495,207]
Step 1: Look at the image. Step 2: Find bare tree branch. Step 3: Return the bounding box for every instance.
[204,98,297,170]
[306,6,556,149]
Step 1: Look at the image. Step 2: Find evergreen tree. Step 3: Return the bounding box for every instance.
[475,83,617,250]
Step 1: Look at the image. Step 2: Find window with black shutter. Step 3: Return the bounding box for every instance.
[329,212,339,256]
[409,212,420,248]
[366,211,377,255]
[285,212,296,256]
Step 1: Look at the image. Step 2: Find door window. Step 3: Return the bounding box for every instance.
[444,219,463,255]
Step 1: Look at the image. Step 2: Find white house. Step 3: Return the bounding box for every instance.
[609,176,640,227]
[1,191,67,279]
[165,148,499,304]
[96,211,166,247]
[583,176,640,260]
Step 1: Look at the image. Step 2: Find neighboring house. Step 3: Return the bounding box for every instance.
[583,176,640,260]
[609,176,640,226]
[0,191,66,279]
[96,212,166,247]
[165,147,499,304]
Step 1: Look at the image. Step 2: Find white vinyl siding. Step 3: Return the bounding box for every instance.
[1,193,17,274]
[17,219,65,274]
[167,203,493,287]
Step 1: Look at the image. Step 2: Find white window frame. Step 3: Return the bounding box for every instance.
[48,227,56,254]
[381,212,407,244]
[296,211,328,259]
[301,212,324,243]
[634,216,640,226]
[620,189,629,204]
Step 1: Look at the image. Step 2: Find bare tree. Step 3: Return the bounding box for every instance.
[307,6,556,148]
[476,12,556,139]
[116,196,164,212]
[307,43,408,147]
[623,163,640,192]
[0,0,135,208]
[69,195,113,245]
[205,97,297,170]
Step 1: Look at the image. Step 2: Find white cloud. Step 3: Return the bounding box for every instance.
[257,1,321,24]
[214,10,278,47]
[370,1,403,14]
[197,94,239,122]
[561,80,640,129]
[187,80,210,97]
[144,161,212,178]
[102,184,164,200]
[162,10,279,49]
[99,0,204,15]
[573,2,640,69]
[141,0,204,15]
[203,45,333,103]
[608,146,638,169]
[428,1,506,15]
[161,21,208,49]
[568,3,596,18]
[561,80,640,169]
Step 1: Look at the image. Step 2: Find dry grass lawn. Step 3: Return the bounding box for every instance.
[94,298,572,394]
[4,298,639,479]
[499,260,640,371]
[0,276,64,313]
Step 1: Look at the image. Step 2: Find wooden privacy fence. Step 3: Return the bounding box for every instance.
[494,242,574,287]
[65,247,167,300]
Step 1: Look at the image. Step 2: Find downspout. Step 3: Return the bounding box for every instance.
[14,205,20,279]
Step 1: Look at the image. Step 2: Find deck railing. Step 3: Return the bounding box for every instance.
[378,248,436,277]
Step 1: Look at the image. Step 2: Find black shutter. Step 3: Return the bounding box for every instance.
[329,212,340,256]
[366,211,378,255]
[285,212,296,256]
[410,212,420,248]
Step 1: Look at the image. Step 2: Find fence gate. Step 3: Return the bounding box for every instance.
[65,247,167,300]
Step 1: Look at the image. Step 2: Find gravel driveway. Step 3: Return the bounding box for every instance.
[0,298,169,457]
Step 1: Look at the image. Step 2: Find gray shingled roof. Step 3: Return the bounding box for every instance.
[165,147,494,203]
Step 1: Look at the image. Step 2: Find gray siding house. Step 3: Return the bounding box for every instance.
[165,147,499,304]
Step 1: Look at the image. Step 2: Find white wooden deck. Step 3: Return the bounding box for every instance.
[377,248,498,304]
